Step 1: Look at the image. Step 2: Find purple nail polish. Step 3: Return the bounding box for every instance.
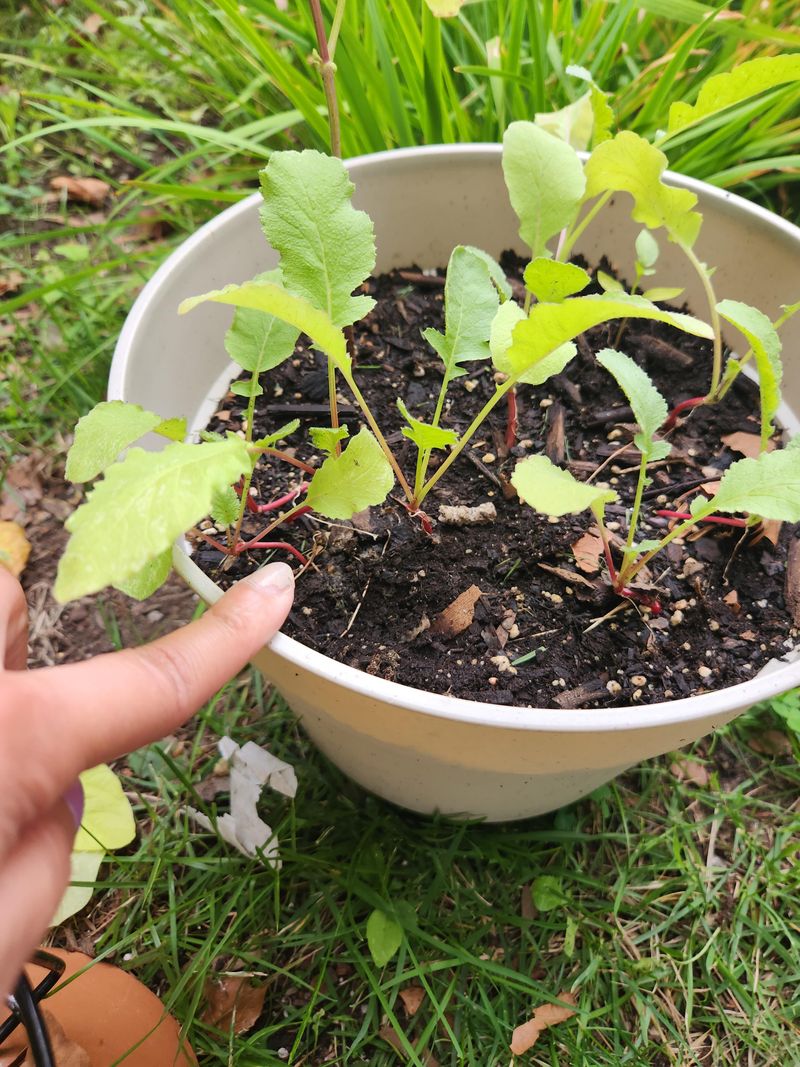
[63,780,84,829]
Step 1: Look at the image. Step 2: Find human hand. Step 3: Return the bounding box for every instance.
[0,562,294,997]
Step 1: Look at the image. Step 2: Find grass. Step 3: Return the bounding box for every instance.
[3,2,800,1063]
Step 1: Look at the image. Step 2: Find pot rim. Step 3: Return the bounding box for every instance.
[113,143,800,734]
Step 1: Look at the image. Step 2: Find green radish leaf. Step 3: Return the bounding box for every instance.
[310,424,350,455]
[716,299,782,450]
[635,229,659,271]
[462,245,512,300]
[512,454,617,517]
[230,380,263,398]
[210,485,241,527]
[596,271,625,294]
[252,419,301,450]
[491,301,578,387]
[565,66,614,145]
[668,55,800,136]
[155,418,187,442]
[584,131,702,248]
[200,431,225,443]
[55,439,251,603]
[422,245,500,382]
[699,449,800,522]
[180,280,351,378]
[366,909,403,968]
[502,121,586,258]
[305,428,394,519]
[114,548,172,601]
[642,286,684,303]
[224,268,299,374]
[531,875,565,911]
[595,348,671,462]
[259,150,376,328]
[535,90,595,151]
[503,294,712,383]
[397,398,458,452]
[66,401,164,483]
[524,259,591,303]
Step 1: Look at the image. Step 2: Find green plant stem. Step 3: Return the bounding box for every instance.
[681,241,722,397]
[309,0,342,158]
[619,452,649,583]
[327,360,342,456]
[346,377,413,501]
[327,0,347,59]
[248,500,308,545]
[230,368,260,552]
[417,377,515,506]
[623,511,703,585]
[560,191,613,261]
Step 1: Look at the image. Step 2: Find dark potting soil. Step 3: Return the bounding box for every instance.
[196,255,799,710]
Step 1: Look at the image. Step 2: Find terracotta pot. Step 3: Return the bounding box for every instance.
[109,145,800,821]
[0,949,196,1066]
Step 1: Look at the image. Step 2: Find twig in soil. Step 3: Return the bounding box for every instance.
[339,534,391,637]
[635,333,696,369]
[722,526,753,584]
[583,405,634,428]
[643,474,717,501]
[586,440,634,484]
[464,450,503,489]
[397,270,444,288]
[583,599,633,634]
[545,401,566,465]
[554,677,610,709]
[506,388,519,450]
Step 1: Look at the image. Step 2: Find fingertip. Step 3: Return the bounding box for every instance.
[240,561,295,595]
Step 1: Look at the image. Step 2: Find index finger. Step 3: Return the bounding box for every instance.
[5,563,294,807]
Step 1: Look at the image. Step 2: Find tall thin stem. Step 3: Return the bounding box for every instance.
[681,241,722,398]
[560,191,613,262]
[230,368,261,551]
[347,377,414,501]
[618,453,648,584]
[309,0,342,158]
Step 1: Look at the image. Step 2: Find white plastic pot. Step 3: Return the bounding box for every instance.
[110,146,800,822]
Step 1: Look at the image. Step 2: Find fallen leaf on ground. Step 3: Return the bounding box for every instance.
[0,521,31,577]
[786,539,800,626]
[538,562,596,591]
[510,992,577,1054]
[82,12,104,33]
[571,528,604,573]
[379,1022,439,1066]
[41,1009,91,1067]
[758,519,782,546]
[669,757,710,787]
[430,584,483,638]
[187,737,296,867]
[50,175,110,205]
[723,589,740,613]
[748,730,793,756]
[201,977,266,1035]
[399,985,426,1017]
[721,431,775,458]
[0,270,24,296]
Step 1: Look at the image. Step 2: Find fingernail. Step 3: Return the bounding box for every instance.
[63,780,84,829]
[243,561,295,593]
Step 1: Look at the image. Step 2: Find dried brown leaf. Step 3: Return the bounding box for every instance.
[537,562,596,591]
[748,730,793,756]
[40,1010,91,1067]
[0,521,31,577]
[669,758,710,787]
[378,1022,439,1065]
[201,977,266,1035]
[81,12,104,33]
[399,985,426,1017]
[510,992,577,1055]
[50,175,110,206]
[786,539,800,627]
[430,584,483,638]
[0,270,24,296]
[571,528,604,574]
[723,589,740,614]
[721,432,774,459]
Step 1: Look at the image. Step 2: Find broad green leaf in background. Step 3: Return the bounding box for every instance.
[535,90,595,151]
[252,419,301,450]
[210,485,241,527]
[531,875,566,911]
[230,380,263,398]
[397,398,458,451]
[503,294,712,382]
[114,547,173,600]
[667,54,800,135]
[462,245,512,300]
[502,121,586,259]
[305,428,394,519]
[523,259,591,303]
[699,448,800,522]
[366,909,403,967]
[52,851,104,926]
[597,271,625,294]
[595,348,671,461]
[75,764,136,852]
[224,268,300,374]
[584,131,702,248]
[259,150,376,328]
[635,229,660,272]
[565,65,614,146]
[642,287,684,302]
[66,401,172,483]
[716,299,782,450]
[422,245,501,383]
[490,301,578,387]
[310,425,350,455]
[512,454,617,518]
[55,438,251,602]
[180,280,350,378]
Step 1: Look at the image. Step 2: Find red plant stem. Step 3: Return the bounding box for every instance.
[235,541,308,565]
[662,395,705,432]
[594,521,619,587]
[505,387,519,450]
[198,532,230,553]
[655,509,747,528]
[247,483,309,514]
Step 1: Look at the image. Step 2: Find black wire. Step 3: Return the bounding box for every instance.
[8,974,55,1067]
